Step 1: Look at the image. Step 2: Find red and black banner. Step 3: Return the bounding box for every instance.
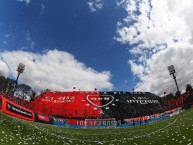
[27,91,167,120]
[6,102,33,118]
[0,96,34,121]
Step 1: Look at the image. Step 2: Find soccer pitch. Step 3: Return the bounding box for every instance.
[1,109,193,145]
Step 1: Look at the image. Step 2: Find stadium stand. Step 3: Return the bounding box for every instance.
[1,75,193,128]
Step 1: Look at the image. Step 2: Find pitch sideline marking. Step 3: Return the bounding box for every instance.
[31,118,177,143]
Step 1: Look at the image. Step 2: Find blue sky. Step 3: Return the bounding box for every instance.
[1,0,193,95]
[0,0,136,92]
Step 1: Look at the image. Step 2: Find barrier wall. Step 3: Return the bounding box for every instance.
[0,96,35,122]
[121,116,170,127]
[121,107,182,128]
[51,115,170,128]
[52,117,68,127]
[43,106,184,128]
[34,113,51,124]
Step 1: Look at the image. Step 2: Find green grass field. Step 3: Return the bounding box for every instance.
[1,109,193,145]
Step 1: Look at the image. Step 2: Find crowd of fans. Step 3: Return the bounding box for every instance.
[99,91,171,120]
[164,93,193,109]
[1,75,193,120]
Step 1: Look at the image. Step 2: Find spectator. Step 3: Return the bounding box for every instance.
[133,120,135,127]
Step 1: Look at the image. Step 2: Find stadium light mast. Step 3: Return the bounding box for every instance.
[16,63,25,84]
[168,65,179,92]
[132,88,135,93]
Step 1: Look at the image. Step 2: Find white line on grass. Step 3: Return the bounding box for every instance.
[31,119,177,143]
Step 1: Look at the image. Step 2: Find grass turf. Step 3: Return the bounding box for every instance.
[1,109,193,145]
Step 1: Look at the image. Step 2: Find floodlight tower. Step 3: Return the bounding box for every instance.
[16,63,25,84]
[168,65,179,92]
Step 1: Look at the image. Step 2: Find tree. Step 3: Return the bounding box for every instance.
[0,76,7,92]
[6,78,16,96]
[186,84,193,93]
[0,76,16,96]
[165,93,175,98]
[175,91,181,97]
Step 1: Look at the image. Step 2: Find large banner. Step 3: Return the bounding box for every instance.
[28,91,102,118]
[0,96,34,121]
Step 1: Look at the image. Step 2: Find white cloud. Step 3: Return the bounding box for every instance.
[0,59,9,76]
[3,34,11,45]
[115,0,127,7]
[40,4,45,14]
[128,60,144,76]
[0,50,113,92]
[4,34,10,38]
[116,0,193,95]
[25,31,31,42]
[17,0,31,5]
[3,40,7,45]
[88,0,104,12]
[25,30,35,49]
